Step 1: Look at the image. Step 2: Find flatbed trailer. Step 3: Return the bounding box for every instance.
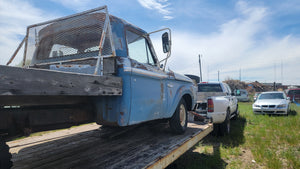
[7,120,212,169]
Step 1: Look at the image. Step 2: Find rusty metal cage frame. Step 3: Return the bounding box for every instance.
[7,6,116,76]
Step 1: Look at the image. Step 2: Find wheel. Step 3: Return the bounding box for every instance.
[232,105,239,120]
[169,99,188,134]
[0,138,12,169]
[220,110,230,136]
[212,124,220,136]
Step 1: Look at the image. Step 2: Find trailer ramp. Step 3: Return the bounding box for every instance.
[7,121,212,169]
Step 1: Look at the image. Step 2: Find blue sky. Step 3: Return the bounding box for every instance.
[1,0,300,85]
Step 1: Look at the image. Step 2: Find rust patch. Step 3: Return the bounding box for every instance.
[117,57,124,68]
[179,87,183,95]
[117,56,124,63]
[120,115,125,125]
[118,64,124,69]
[61,65,72,68]
[109,15,122,23]
[167,71,175,77]
[190,86,193,92]
[160,83,164,100]
[119,38,123,48]
[136,65,147,70]
[130,58,148,70]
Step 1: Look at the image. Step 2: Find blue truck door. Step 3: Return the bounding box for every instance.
[126,30,167,124]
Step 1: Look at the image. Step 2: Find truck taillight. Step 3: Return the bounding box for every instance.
[207,98,214,112]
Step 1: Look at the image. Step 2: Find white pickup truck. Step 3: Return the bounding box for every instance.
[195,82,238,135]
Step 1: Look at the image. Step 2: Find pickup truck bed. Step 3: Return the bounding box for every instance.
[7,121,212,169]
[0,65,122,99]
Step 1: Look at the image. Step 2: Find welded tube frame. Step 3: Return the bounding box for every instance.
[6,36,27,66]
[94,7,116,75]
[19,5,116,74]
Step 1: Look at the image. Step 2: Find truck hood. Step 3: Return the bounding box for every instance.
[173,72,193,83]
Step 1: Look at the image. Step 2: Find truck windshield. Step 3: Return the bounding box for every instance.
[198,84,223,92]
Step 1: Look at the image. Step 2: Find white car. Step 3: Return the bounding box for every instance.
[252,91,290,115]
[234,89,250,102]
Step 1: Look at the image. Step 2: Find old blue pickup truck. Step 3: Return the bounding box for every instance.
[0,5,197,142]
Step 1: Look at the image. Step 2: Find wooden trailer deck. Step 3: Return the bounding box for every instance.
[7,121,212,169]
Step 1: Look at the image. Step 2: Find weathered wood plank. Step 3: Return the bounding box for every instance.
[7,121,212,169]
[0,65,122,96]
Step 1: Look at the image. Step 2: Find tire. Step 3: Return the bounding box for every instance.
[232,105,239,120]
[220,109,230,136]
[212,124,220,136]
[0,139,12,169]
[169,99,188,134]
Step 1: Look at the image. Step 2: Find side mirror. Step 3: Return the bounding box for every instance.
[162,32,170,53]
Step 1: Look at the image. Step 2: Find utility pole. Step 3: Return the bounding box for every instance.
[207,65,209,82]
[239,68,241,81]
[274,62,276,83]
[199,54,202,82]
[281,59,283,84]
[218,70,220,81]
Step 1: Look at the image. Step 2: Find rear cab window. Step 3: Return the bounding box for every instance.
[198,84,223,92]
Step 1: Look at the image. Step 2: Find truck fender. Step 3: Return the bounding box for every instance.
[167,86,195,118]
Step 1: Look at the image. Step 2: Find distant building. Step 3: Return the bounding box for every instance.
[262,83,282,86]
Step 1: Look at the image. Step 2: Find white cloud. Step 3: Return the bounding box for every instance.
[0,0,56,65]
[50,0,94,11]
[137,0,173,20]
[161,1,300,85]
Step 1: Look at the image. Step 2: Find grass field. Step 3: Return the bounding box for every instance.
[167,102,300,169]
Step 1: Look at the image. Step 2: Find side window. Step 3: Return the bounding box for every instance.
[126,30,155,65]
[223,84,231,95]
[226,84,232,94]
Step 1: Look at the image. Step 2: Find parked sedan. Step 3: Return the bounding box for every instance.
[234,89,250,102]
[252,91,290,115]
